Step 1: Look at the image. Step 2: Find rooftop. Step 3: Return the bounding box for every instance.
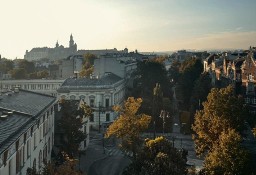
[0,89,56,154]
[58,73,124,92]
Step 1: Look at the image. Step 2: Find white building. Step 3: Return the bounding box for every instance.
[57,73,126,130]
[0,89,56,175]
[59,55,83,79]
[1,79,65,96]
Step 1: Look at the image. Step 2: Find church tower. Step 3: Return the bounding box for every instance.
[69,34,74,48]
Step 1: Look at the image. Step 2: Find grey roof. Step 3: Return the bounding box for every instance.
[0,90,56,154]
[0,90,55,116]
[58,73,123,92]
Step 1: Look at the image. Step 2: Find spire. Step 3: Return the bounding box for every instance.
[69,34,74,48]
[56,40,59,48]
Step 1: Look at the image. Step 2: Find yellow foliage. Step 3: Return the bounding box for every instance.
[105,97,151,153]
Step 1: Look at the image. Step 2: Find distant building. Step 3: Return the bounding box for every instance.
[24,34,77,61]
[57,73,126,130]
[0,89,56,175]
[1,79,65,96]
[77,48,128,57]
[94,55,137,79]
[59,55,83,79]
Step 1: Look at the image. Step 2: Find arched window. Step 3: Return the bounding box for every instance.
[70,95,76,100]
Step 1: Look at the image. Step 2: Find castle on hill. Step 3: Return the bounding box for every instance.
[24,34,129,61]
[24,34,77,61]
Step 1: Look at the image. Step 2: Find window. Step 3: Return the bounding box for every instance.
[27,140,30,159]
[105,99,110,108]
[48,138,51,154]
[90,99,95,107]
[34,133,36,149]
[245,97,250,104]
[106,113,110,122]
[90,114,94,122]
[253,98,256,104]
[33,158,36,169]
[16,149,20,174]
[39,150,42,168]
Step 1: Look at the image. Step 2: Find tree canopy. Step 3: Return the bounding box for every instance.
[105,97,151,156]
[58,99,92,157]
[192,85,248,155]
[123,136,187,175]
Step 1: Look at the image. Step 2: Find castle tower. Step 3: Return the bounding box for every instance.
[56,40,59,48]
[69,34,74,48]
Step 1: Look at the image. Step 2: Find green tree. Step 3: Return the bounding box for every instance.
[123,137,187,175]
[192,85,248,156]
[37,70,49,79]
[105,97,151,157]
[58,99,92,157]
[0,59,14,73]
[168,60,181,84]
[134,61,171,98]
[9,68,26,79]
[178,57,203,110]
[190,72,212,112]
[204,129,249,175]
[18,59,35,74]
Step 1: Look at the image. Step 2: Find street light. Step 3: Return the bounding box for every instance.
[159,110,170,135]
[98,102,101,133]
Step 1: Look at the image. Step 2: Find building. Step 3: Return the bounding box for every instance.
[1,79,65,96]
[57,73,126,130]
[59,55,83,79]
[94,55,137,79]
[24,34,77,61]
[0,89,56,175]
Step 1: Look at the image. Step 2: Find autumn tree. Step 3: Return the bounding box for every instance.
[105,97,151,157]
[58,99,92,157]
[9,68,26,79]
[204,129,249,175]
[192,85,248,155]
[27,153,84,175]
[79,53,97,77]
[123,137,187,175]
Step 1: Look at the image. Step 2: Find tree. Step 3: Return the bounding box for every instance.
[190,72,212,112]
[123,137,187,175]
[9,68,26,79]
[0,59,14,73]
[192,85,248,156]
[58,99,92,157]
[178,57,203,110]
[168,60,181,84]
[26,154,83,175]
[18,59,35,74]
[105,97,151,157]
[204,129,249,175]
[79,53,96,77]
[134,61,171,98]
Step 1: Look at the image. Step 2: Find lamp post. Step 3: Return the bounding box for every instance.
[98,102,101,133]
[159,110,170,135]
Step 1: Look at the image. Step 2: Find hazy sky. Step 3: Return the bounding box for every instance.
[1,0,256,59]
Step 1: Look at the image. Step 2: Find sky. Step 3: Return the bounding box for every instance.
[1,0,256,59]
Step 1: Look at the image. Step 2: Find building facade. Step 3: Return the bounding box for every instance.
[57,73,126,130]
[1,79,65,96]
[0,89,56,175]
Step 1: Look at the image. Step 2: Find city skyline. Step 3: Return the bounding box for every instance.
[1,0,256,59]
